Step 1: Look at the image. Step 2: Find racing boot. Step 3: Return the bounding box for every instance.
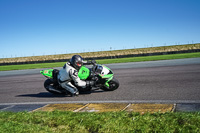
[70,90,79,97]
[48,85,62,94]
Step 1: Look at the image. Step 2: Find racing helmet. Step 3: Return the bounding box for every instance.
[70,55,83,70]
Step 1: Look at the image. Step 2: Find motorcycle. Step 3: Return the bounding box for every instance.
[40,62,119,95]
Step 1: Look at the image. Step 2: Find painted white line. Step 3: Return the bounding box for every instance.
[121,103,131,111]
[172,104,177,112]
[73,103,90,112]
[0,100,200,105]
[0,105,15,111]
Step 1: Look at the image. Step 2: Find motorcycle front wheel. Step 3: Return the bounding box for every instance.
[101,77,119,91]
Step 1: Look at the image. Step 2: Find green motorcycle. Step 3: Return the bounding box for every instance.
[40,63,119,95]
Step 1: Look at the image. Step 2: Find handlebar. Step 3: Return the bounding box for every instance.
[84,60,96,65]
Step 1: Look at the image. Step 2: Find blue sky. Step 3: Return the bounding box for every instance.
[0,0,200,58]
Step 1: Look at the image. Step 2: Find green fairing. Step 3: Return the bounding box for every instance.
[100,74,113,79]
[40,67,90,80]
[40,69,54,78]
[40,65,114,88]
[78,66,90,80]
[105,75,113,87]
[99,73,113,88]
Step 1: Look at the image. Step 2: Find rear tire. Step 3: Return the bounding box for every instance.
[101,77,119,91]
[44,79,61,94]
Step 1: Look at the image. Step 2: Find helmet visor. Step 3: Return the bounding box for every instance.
[76,61,83,67]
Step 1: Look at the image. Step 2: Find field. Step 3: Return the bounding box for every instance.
[0,111,199,133]
[0,52,200,71]
[0,43,200,64]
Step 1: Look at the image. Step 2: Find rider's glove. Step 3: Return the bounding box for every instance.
[84,60,96,65]
[91,60,96,65]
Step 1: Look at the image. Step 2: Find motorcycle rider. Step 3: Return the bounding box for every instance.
[48,55,96,96]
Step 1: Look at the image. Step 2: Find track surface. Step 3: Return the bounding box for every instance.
[0,58,200,105]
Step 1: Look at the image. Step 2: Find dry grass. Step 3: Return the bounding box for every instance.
[0,43,199,64]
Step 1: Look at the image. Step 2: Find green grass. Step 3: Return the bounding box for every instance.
[96,52,200,64]
[0,52,200,71]
[0,62,65,71]
[0,111,199,133]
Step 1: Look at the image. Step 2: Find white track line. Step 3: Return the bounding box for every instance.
[0,105,15,110]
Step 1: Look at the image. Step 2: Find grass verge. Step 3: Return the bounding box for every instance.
[0,52,200,71]
[0,111,199,133]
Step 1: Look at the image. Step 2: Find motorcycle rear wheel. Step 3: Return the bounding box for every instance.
[101,77,119,91]
[44,79,63,94]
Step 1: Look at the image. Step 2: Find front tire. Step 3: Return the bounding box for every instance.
[101,77,119,91]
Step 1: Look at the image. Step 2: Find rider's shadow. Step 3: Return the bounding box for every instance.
[16,90,104,98]
[16,92,67,98]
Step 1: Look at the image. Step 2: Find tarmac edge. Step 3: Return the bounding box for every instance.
[1,103,200,112]
[33,103,175,113]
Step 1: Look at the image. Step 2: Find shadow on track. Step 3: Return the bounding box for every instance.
[16,90,104,98]
[16,92,67,98]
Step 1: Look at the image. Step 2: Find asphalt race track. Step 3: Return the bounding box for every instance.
[0,58,200,106]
